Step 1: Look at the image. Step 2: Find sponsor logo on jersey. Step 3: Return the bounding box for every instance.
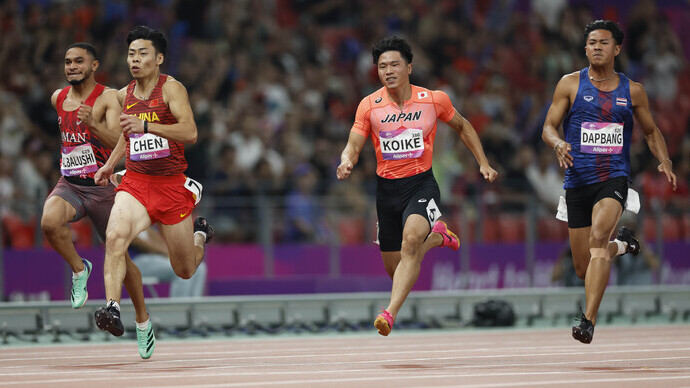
[584,95,594,102]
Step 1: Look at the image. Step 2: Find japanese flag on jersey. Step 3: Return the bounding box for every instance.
[417,91,428,99]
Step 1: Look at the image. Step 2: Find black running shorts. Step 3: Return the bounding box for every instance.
[565,176,628,229]
[376,169,441,252]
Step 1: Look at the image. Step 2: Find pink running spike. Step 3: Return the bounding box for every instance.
[374,309,395,336]
[432,221,460,250]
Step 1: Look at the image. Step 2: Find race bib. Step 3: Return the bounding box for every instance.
[184,177,203,205]
[380,127,424,160]
[129,133,170,161]
[61,144,98,176]
[580,122,623,154]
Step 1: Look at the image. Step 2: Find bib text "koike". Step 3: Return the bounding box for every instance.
[380,127,424,160]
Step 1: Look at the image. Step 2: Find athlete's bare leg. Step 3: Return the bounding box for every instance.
[384,215,444,318]
[159,216,206,279]
[569,228,619,280]
[41,196,84,272]
[103,191,151,304]
[569,198,623,325]
[123,252,148,323]
[381,232,442,279]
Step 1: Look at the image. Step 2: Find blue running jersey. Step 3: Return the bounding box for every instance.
[562,68,634,188]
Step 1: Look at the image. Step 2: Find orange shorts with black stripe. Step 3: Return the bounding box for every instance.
[116,170,195,225]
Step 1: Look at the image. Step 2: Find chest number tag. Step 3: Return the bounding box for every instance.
[380,127,424,160]
[580,122,623,154]
[61,144,98,176]
[130,133,171,161]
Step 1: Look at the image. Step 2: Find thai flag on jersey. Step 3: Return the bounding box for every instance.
[616,97,627,106]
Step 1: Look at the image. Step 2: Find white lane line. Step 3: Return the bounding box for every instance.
[424,374,690,388]
[2,340,690,363]
[1,354,689,381]
[1,346,690,373]
[3,367,690,387]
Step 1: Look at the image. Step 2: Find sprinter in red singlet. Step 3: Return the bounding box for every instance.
[337,36,498,336]
[93,27,213,356]
[42,42,153,358]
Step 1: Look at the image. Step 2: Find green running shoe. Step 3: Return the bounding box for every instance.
[136,318,156,359]
[70,258,92,309]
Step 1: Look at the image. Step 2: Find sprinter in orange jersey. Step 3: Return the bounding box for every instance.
[92,26,213,358]
[337,36,498,336]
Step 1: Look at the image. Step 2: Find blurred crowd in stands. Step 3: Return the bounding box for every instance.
[0,0,688,247]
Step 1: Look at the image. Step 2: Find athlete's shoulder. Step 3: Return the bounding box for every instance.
[51,86,70,109]
[161,75,188,96]
[627,78,647,102]
[51,88,62,108]
[96,88,119,105]
[355,87,384,116]
[364,87,386,106]
[409,84,440,103]
[117,86,128,106]
[560,70,581,85]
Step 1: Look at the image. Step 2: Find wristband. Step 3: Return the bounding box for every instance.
[143,121,148,134]
[553,140,563,151]
[660,158,672,165]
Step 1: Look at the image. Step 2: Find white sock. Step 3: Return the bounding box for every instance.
[73,268,86,279]
[136,318,150,330]
[108,300,121,311]
[614,239,627,256]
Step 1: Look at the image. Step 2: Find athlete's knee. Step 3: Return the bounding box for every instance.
[401,232,424,255]
[588,229,610,249]
[40,212,63,234]
[173,265,196,280]
[105,227,130,252]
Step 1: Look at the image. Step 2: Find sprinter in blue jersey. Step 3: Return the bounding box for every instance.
[542,20,677,344]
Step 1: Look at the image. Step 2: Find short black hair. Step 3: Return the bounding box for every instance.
[372,36,413,65]
[584,20,624,45]
[66,42,98,61]
[126,25,167,56]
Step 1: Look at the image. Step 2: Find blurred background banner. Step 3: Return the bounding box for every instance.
[0,0,688,301]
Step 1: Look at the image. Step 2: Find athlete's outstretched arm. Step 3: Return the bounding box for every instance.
[543,74,577,169]
[337,132,367,180]
[631,81,677,191]
[446,111,498,183]
[119,78,198,143]
[78,89,122,149]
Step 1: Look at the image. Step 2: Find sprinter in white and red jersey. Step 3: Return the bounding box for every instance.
[93,26,213,358]
[42,42,152,358]
[337,36,498,336]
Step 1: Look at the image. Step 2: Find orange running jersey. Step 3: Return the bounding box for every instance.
[350,85,455,179]
[122,74,187,176]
